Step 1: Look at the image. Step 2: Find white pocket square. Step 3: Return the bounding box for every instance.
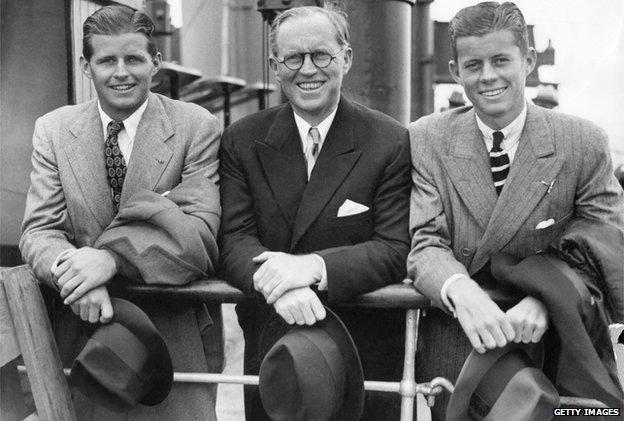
[337,199,369,217]
[535,218,555,230]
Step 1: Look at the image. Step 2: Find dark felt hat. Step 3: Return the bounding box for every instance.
[71,298,173,412]
[258,307,364,421]
[447,343,559,421]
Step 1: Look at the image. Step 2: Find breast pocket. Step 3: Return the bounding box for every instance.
[330,210,374,244]
[530,211,573,253]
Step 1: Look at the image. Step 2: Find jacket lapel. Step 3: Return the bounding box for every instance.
[441,109,497,230]
[255,103,309,227]
[121,93,174,203]
[64,100,114,229]
[291,97,362,249]
[470,103,564,272]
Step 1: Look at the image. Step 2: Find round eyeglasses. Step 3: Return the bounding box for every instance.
[273,47,347,71]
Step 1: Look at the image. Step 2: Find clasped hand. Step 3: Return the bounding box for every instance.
[52,247,118,306]
[273,287,326,325]
[449,279,548,353]
[252,251,322,304]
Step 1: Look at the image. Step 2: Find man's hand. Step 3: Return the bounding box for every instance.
[69,285,114,324]
[447,277,515,354]
[53,247,118,305]
[505,296,548,343]
[252,252,323,304]
[273,287,326,326]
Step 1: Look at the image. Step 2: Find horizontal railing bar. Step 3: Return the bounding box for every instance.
[18,365,607,408]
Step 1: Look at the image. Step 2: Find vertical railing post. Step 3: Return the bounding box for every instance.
[400,308,420,421]
[1,266,77,421]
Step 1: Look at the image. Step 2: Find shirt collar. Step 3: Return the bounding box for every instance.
[293,107,339,145]
[97,98,149,142]
[475,100,528,141]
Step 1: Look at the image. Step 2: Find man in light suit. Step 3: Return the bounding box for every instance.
[219,5,411,419]
[407,2,624,420]
[20,5,222,420]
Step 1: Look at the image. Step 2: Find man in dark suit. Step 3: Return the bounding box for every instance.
[407,2,624,419]
[20,5,222,420]
[219,5,411,419]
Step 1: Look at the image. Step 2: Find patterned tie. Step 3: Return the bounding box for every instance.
[105,121,127,213]
[305,127,321,178]
[490,131,510,195]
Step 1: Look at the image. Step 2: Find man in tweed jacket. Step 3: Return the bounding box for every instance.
[406,2,624,419]
[20,5,222,420]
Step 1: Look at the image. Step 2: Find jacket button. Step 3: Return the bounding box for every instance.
[460,247,471,257]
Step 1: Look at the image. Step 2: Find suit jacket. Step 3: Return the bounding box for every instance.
[19,92,222,420]
[407,101,624,309]
[218,96,411,419]
[219,95,411,303]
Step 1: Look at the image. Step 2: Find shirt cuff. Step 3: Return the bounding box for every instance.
[313,254,328,290]
[440,273,470,317]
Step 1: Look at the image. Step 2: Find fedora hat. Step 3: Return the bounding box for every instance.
[71,298,173,412]
[259,307,364,421]
[447,343,559,421]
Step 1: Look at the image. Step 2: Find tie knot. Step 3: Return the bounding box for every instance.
[108,121,124,137]
[309,127,320,144]
[492,131,504,150]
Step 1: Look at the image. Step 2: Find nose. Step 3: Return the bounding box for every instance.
[113,60,130,79]
[298,53,317,75]
[480,62,497,83]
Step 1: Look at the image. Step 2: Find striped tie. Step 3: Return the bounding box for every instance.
[490,131,509,195]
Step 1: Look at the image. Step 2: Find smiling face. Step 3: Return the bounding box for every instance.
[269,12,352,126]
[449,29,535,129]
[81,32,161,121]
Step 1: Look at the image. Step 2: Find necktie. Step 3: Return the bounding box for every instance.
[305,127,321,177]
[105,121,127,213]
[490,131,510,195]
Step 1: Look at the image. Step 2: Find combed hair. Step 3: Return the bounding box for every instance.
[82,4,158,60]
[269,5,350,57]
[448,1,529,61]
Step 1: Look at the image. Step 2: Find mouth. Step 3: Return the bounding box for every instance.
[480,87,507,98]
[297,81,324,91]
[109,83,136,93]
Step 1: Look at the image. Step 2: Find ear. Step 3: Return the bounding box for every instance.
[342,47,353,75]
[269,56,281,83]
[524,47,537,76]
[449,60,462,85]
[80,56,93,79]
[151,52,162,76]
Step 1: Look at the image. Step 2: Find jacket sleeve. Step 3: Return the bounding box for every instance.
[319,129,412,303]
[405,118,469,309]
[575,124,624,229]
[217,128,269,294]
[94,174,220,285]
[19,116,77,289]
